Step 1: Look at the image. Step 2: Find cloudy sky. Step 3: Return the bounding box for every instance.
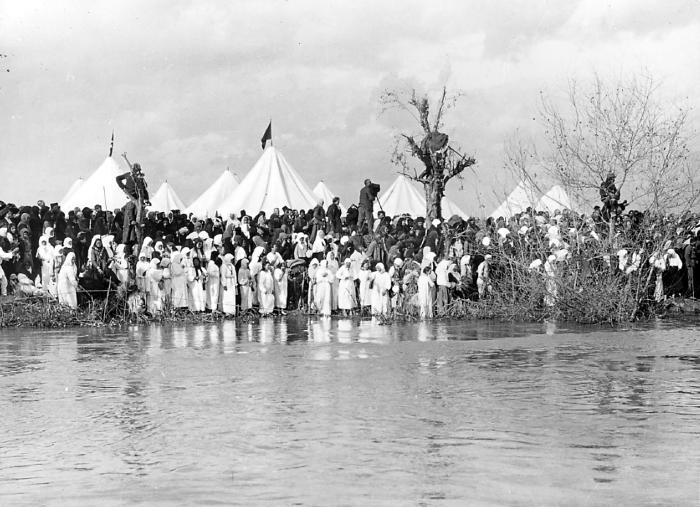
[2,0,699,215]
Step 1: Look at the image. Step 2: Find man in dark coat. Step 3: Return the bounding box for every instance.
[357,179,377,234]
[326,197,342,237]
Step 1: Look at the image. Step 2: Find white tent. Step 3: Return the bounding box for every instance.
[376,174,469,219]
[536,185,572,213]
[60,177,84,204]
[61,157,128,211]
[219,146,318,215]
[185,169,239,217]
[150,181,186,213]
[313,181,346,213]
[489,180,539,218]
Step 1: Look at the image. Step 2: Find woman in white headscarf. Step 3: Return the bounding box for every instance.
[238,258,254,311]
[187,256,207,312]
[357,259,372,312]
[314,259,333,317]
[336,258,356,315]
[220,253,237,315]
[135,253,150,301]
[147,258,163,314]
[273,262,288,315]
[50,244,65,297]
[371,263,391,316]
[170,252,189,309]
[307,258,320,311]
[112,244,130,286]
[140,236,154,259]
[258,261,275,316]
[417,265,436,319]
[36,235,55,288]
[57,251,78,309]
[326,251,339,311]
[206,251,221,312]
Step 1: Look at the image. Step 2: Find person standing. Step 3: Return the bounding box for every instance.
[326,197,342,237]
[357,179,376,233]
[57,252,78,309]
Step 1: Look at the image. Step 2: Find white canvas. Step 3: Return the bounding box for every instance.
[489,180,539,219]
[150,181,186,213]
[536,185,572,213]
[185,169,239,218]
[61,157,128,211]
[219,146,318,216]
[60,177,84,204]
[376,174,469,219]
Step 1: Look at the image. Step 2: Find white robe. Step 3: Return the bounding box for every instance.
[187,267,206,312]
[336,265,356,310]
[238,267,254,311]
[147,267,164,314]
[371,271,391,315]
[417,273,435,319]
[206,261,220,311]
[170,259,189,308]
[258,269,275,315]
[274,267,288,310]
[358,269,372,307]
[220,262,237,315]
[57,258,78,309]
[314,268,333,316]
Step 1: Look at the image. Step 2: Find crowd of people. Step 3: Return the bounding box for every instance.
[1,174,699,320]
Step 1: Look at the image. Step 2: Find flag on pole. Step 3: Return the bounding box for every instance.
[261,121,272,150]
[109,130,114,157]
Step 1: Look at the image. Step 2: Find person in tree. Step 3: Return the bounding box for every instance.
[116,161,150,244]
[599,172,621,220]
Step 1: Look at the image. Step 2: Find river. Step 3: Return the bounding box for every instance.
[1,317,699,506]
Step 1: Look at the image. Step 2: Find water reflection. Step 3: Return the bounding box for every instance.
[0,319,699,505]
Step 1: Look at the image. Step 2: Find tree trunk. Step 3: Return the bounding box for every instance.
[424,179,444,223]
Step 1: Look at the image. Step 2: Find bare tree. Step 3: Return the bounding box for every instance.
[538,73,698,214]
[381,87,476,221]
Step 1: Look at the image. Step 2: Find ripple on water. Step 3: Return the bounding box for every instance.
[0,318,699,505]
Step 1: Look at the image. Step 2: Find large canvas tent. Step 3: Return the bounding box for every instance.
[150,181,186,213]
[185,169,239,217]
[376,174,469,219]
[60,177,84,204]
[219,146,318,216]
[61,157,128,211]
[313,181,346,213]
[535,185,572,213]
[489,180,539,219]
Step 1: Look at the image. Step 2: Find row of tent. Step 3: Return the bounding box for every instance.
[60,144,572,219]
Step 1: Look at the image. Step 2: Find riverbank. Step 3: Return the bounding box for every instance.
[2,293,699,329]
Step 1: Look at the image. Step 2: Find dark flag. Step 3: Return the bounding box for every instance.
[109,130,114,157]
[261,121,272,150]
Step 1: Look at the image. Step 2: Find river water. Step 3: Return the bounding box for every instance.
[1,317,699,506]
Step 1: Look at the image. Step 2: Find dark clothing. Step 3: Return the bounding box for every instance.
[359,186,375,211]
[327,204,342,234]
[116,172,150,202]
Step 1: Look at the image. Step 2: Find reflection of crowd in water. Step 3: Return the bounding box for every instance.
[1,189,699,319]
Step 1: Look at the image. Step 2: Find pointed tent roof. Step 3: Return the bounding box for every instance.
[185,169,239,217]
[536,185,572,213]
[61,177,84,204]
[61,157,128,211]
[489,180,539,219]
[150,181,186,213]
[219,146,318,216]
[377,174,469,219]
[313,181,346,214]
